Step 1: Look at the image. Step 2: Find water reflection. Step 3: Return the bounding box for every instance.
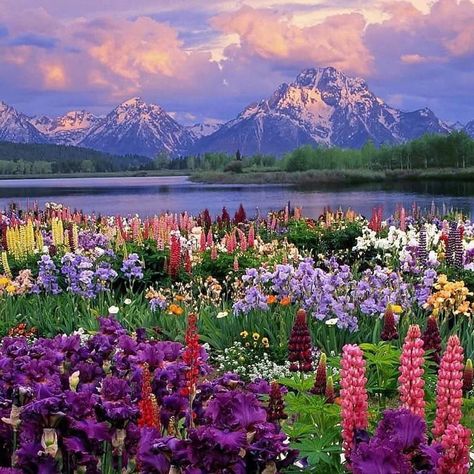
[1,176,473,217]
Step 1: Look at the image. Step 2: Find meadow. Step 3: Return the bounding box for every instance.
[0,201,473,473]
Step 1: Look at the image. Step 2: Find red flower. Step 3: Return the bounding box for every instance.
[288,309,313,373]
[138,364,160,429]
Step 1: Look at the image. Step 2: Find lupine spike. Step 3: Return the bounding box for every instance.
[433,335,464,439]
[462,359,473,395]
[398,324,425,418]
[310,353,327,395]
[288,309,313,373]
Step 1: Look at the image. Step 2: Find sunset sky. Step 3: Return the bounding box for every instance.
[0,0,473,124]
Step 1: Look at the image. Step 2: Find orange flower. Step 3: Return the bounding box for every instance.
[175,295,185,302]
[168,304,184,316]
[267,295,277,304]
[280,296,291,306]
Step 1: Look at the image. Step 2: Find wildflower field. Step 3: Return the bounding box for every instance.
[0,201,474,473]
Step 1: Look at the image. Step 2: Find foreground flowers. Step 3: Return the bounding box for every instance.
[0,317,296,473]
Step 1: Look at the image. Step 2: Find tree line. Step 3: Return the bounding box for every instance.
[282,132,474,172]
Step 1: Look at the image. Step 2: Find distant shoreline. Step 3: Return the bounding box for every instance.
[190,168,474,185]
[0,170,190,180]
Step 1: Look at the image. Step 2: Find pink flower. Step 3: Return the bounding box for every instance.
[248,225,255,247]
[433,335,464,440]
[340,344,368,462]
[398,324,425,418]
[437,423,471,474]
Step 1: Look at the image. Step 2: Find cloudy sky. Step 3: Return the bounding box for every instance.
[0,0,473,124]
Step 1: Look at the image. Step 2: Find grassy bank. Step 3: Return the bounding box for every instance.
[0,169,190,180]
[191,167,474,185]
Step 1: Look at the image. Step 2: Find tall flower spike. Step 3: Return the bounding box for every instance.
[288,309,313,372]
[433,335,464,439]
[422,315,442,366]
[463,359,473,395]
[418,224,427,267]
[380,308,399,341]
[325,375,336,404]
[340,344,368,462]
[454,226,463,269]
[437,423,471,474]
[138,364,160,429]
[398,324,425,418]
[310,353,327,395]
[267,381,288,423]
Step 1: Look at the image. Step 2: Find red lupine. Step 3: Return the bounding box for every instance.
[184,251,192,274]
[399,324,425,418]
[368,206,383,232]
[234,204,247,224]
[380,308,399,341]
[138,364,160,429]
[310,353,327,395]
[248,225,255,247]
[169,233,181,278]
[463,359,473,395]
[206,230,213,247]
[340,344,368,462]
[267,381,287,423]
[433,335,464,439]
[288,309,313,372]
[422,315,442,366]
[181,313,201,399]
[325,375,336,404]
[437,423,471,474]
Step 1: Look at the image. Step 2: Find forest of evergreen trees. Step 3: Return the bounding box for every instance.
[0,142,150,174]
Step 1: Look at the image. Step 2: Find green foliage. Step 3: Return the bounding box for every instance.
[286,219,362,257]
[0,141,150,174]
[224,160,244,173]
[282,132,474,172]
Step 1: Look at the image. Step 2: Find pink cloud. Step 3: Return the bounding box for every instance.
[212,6,373,75]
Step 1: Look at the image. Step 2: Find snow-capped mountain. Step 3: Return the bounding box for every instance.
[194,67,452,155]
[187,121,222,139]
[464,120,474,138]
[0,101,48,143]
[31,110,101,145]
[80,97,195,157]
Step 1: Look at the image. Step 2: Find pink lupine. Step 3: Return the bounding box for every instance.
[340,344,368,462]
[248,225,255,247]
[206,230,213,247]
[210,245,217,261]
[399,324,426,418]
[433,335,464,440]
[200,231,206,252]
[239,230,248,252]
[233,255,239,271]
[437,423,471,474]
[400,206,406,231]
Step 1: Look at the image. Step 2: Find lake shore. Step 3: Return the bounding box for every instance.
[190,167,474,185]
[0,169,190,180]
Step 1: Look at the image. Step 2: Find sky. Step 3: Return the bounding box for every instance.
[0,0,473,125]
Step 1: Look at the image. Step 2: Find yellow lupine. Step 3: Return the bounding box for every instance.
[1,252,12,278]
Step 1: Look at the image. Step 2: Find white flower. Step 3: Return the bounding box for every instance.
[216,311,229,319]
[108,306,119,315]
[124,298,132,305]
[325,318,338,326]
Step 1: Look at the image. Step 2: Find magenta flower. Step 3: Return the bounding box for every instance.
[433,335,464,440]
[437,423,471,473]
[398,324,425,418]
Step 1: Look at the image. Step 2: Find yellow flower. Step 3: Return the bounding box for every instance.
[6,284,16,295]
[252,332,260,341]
[240,331,248,339]
[261,337,269,347]
[388,304,403,314]
[0,276,10,287]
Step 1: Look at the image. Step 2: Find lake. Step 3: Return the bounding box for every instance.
[1,176,474,218]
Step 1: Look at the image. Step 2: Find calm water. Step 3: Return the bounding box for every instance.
[1,176,474,218]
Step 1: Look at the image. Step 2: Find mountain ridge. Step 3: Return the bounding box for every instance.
[0,67,472,157]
